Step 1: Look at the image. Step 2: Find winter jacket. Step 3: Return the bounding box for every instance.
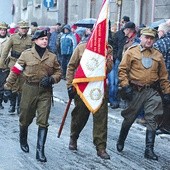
[154,32,170,79]
[112,29,127,61]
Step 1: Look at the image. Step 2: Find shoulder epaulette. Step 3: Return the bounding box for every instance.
[23,48,31,52]
[128,44,138,50]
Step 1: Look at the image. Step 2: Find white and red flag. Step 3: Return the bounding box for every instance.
[72,0,110,113]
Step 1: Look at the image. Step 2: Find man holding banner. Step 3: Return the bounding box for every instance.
[66,0,112,159]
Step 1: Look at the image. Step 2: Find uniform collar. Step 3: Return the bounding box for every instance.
[139,45,153,52]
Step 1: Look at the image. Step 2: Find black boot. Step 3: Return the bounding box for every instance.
[36,126,48,162]
[144,130,158,161]
[69,137,77,150]
[20,126,29,153]
[0,93,4,109]
[8,92,17,113]
[116,126,129,152]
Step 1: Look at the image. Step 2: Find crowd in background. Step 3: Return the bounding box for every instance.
[1,18,170,120]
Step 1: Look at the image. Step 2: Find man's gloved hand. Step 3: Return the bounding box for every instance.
[162,94,170,105]
[40,76,55,88]
[119,85,133,101]
[67,86,76,99]
[3,90,12,103]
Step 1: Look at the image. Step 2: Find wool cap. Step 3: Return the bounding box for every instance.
[124,21,136,29]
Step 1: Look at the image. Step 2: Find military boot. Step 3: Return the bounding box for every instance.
[69,137,77,150]
[97,149,110,159]
[0,93,4,109]
[116,126,129,152]
[36,126,48,162]
[144,130,158,161]
[8,92,17,113]
[20,126,29,153]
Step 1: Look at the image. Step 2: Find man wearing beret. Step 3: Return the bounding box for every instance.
[116,27,170,161]
[4,29,62,162]
[1,20,33,114]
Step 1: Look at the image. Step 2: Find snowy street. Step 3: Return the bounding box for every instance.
[0,80,170,170]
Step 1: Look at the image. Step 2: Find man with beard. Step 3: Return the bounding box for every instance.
[1,20,32,114]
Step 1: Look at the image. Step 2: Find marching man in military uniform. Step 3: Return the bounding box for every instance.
[117,28,170,161]
[4,30,62,162]
[1,20,32,113]
[0,21,10,109]
[66,28,113,159]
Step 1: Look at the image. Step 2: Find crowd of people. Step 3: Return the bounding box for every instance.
[0,16,170,163]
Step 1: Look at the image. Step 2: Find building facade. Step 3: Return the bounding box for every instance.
[2,0,170,28]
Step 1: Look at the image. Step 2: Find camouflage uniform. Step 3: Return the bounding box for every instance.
[66,42,113,159]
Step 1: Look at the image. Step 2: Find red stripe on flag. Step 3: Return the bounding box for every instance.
[86,19,107,56]
[74,64,86,79]
[11,66,22,75]
[78,82,88,93]
[74,64,88,92]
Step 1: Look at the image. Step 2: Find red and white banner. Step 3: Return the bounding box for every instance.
[73,0,110,113]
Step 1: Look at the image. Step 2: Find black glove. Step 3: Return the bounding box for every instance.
[162,94,170,105]
[67,86,76,99]
[3,90,12,103]
[40,76,55,88]
[119,85,133,101]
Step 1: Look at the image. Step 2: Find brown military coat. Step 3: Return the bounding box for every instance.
[0,36,9,69]
[0,33,32,69]
[4,46,62,90]
[119,44,170,94]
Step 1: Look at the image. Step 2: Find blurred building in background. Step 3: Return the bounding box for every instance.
[1,0,170,28]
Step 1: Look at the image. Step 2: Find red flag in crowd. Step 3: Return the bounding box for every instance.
[72,0,110,113]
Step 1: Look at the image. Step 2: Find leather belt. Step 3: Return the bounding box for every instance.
[130,83,152,92]
[25,81,40,86]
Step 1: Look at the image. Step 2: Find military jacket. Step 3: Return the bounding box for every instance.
[1,33,32,68]
[0,36,9,68]
[66,42,113,88]
[119,44,170,94]
[5,46,62,90]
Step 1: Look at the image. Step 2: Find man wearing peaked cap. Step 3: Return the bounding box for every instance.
[0,22,8,29]
[32,30,48,41]
[0,21,10,110]
[1,20,32,114]
[141,27,157,37]
[4,24,62,162]
[17,20,29,29]
[116,25,170,161]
